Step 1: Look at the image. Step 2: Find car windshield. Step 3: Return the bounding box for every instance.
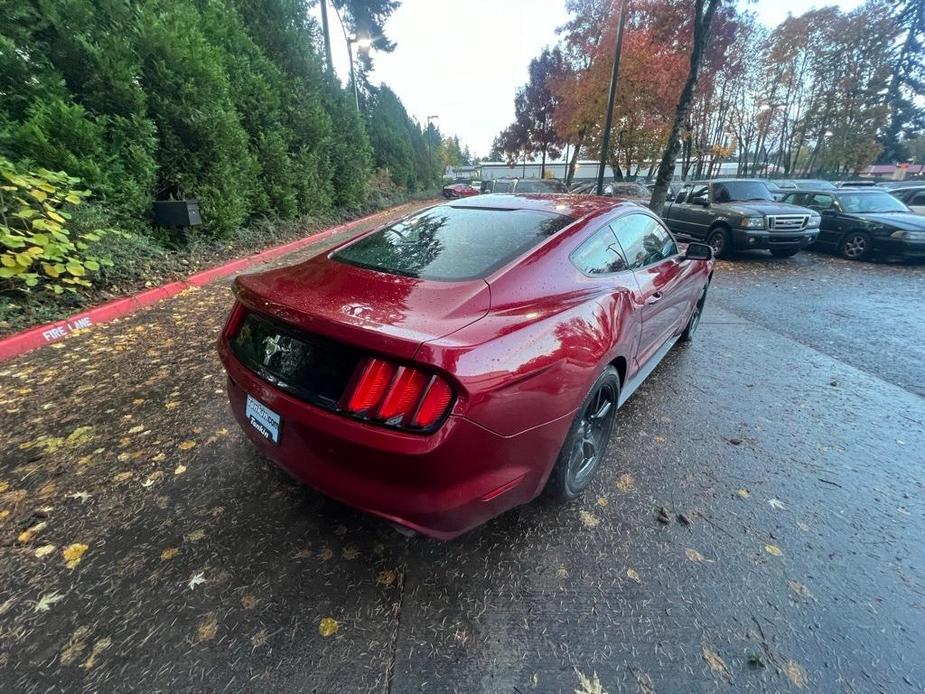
[332,205,573,280]
[516,179,567,193]
[714,181,773,202]
[608,182,650,197]
[837,192,910,213]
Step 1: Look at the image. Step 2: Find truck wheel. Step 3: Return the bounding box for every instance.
[839,231,871,261]
[544,367,619,500]
[770,248,799,258]
[707,227,730,258]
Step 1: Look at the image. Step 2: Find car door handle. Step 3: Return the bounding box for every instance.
[645,293,662,305]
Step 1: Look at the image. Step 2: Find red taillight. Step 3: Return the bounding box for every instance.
[412,378,453,428]
[343,358,454,430]
[345,358,396,413]
[376,367,428,421]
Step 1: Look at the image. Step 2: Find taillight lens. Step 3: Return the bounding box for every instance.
[343,357,454,430]
[412,378,453,428]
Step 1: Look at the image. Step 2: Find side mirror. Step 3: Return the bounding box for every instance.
[685,242,713,261]
[691,195,709,206]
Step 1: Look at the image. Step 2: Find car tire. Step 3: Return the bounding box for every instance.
[839,231,871,261]
[770,248,799,258]
[680,285,709,342]
[544,366,620,500]
[707,227,730,259]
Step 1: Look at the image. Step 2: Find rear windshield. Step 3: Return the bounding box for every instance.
[516,179,567,193]
[332,205,572,280]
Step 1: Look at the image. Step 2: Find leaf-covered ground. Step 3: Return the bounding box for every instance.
[1,229,923,692]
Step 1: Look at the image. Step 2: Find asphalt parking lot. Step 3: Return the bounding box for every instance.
[1,216,923,693]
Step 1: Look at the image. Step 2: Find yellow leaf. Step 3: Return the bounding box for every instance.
[685,548,706,563]
[626,568,641,583]
[764,544,783,557]
[35,544,56,558]
[0,480,8,493]
[783,659,807,689]
[63,542,89,569]
[196,614,218,642]
[178,440,196,450]
[596,496,608,507]
[616,473,635,492]
[160,547,179,560]
[174,465,187,475]
[18,521,47,543]
[82,637,111,670]
[318,617,339,637]
[165,401,180,409]
[241,595,258,609]
[579,510,600,528]
[184,528,206,543]
[736,488,750,498]
[703,646,732,681]
[28,188,48,202]
[66,262,85,277]
[41,262,60,278]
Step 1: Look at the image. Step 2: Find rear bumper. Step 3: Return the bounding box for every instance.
[731,228,818,251]
[219,344,571,539]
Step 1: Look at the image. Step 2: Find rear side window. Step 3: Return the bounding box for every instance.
[332,205,572,281]
[492,181,514,193]
[571,227,628,275]
[612,213,677,269]
[516,180,567,193]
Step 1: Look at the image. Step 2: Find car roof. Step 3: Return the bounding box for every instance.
[789,188,886,196]
[448,193,629,220]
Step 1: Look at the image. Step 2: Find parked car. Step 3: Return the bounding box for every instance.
[602,181,650,202]
[835,179,878,188]
[218,194,714,539]
[482,178,568,194]
[570,181,597,194]
[782,188,925,261]
[888,185,925,214]
[663,178,820,258]
[791,179,836,190]
[442,182,478,199]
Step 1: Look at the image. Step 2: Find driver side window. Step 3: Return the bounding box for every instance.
[612,213,678,270]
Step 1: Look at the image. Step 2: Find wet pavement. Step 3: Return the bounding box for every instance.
[1,221,923,693]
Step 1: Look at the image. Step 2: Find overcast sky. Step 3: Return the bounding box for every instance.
[314,0,864,157]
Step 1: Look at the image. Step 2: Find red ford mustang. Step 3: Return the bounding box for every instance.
[441,182,479,199]
[218,195,714,539]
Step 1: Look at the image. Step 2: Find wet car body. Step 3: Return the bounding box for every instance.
[783,188,925,261]
[218,195,713,539]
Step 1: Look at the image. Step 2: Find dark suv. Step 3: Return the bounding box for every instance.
[663,179,820,258]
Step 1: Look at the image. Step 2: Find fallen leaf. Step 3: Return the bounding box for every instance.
[702,646,732,681]
[141,471,163,488]
[342,545,360,560]
[318,617,339,637]
[557,565,569,578]
[184,528,206,543]
[60,626,90,666]
[788,580,812,599]
[579,510,600,528]
[616,473,635,492]
[178,440,197,451]
[165,401,180,410]
[319,547,334,561]
[174,465,187,476]
[677,512,693,526]
[196,613,218,642]
[63,543,88,569]
[685,548,706,563]
[632,669,655,694]
[736,488,750,499]
[376,569,397,586]
[596,496,608,507]
[656,507,671,524]
[626,568,641,583]
[574,669,605,694]
[113,471,133,483]
[18,521,48,544]
[66,491,91,503]
[768,498,786,511]
[82,637,111,669]
[0,480,8,493]
[251,628,268,649]
[35,544,56,558]
[187,572,206,590]
[35,592,65,612]
[782,659,807,689]
[241,595,258,609]
[160,547,179,561]
[127,425,144,434]
[764,544,783,557]
[797,521,810,532]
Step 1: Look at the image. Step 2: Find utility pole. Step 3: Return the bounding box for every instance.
[319,0,333,72]
[596,0,628,195]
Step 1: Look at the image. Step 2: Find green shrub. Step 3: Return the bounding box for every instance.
[0,157,115,294]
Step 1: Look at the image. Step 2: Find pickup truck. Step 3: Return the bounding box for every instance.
[663,179,820,258]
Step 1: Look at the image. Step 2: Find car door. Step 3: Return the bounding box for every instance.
[611,212,685,369]
[683,183,713,241]
[805,193,842,246]
[664,185,694,236]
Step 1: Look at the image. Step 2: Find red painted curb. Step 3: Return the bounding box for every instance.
[0,209,389,363]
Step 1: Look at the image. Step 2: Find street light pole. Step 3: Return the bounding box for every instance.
[596,0,628,195]
[427,115,439,186]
